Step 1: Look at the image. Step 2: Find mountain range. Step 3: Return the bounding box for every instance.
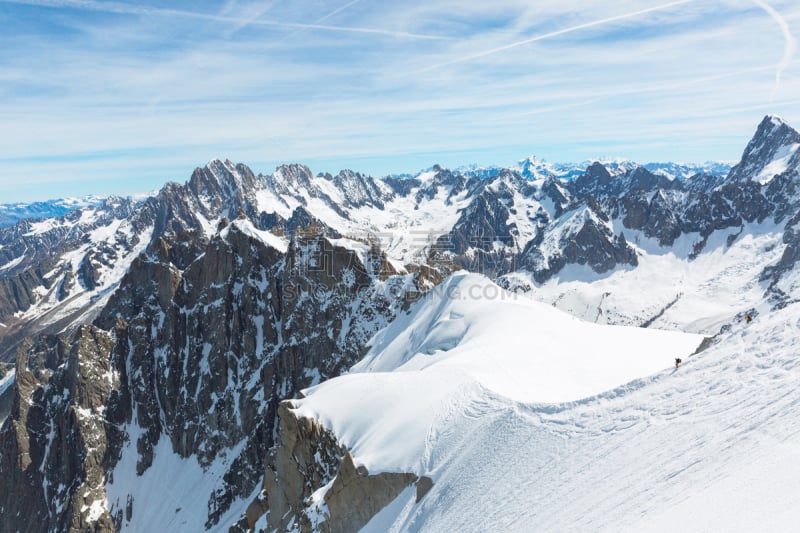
[1,115,799,532]
[0,196,105,227]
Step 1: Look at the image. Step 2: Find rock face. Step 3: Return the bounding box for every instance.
[239,401,419,533]
[0,326,121,532]
[1,116,800,531]
[0,160,422,531]
[0,217,411,531]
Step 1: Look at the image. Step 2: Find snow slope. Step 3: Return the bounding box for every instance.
[350,273,703,404]
[292,273,800,532]
[105,425,254,531]
[502,219,785,334]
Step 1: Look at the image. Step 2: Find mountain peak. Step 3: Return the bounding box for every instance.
[727,115,800,184]
[764,114,788,128]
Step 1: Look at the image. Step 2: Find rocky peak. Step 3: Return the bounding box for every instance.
[539,176,570,218]
[728,115,800,184]
[683,172,725,193]
[625,166,672,192]
[270,164,316,195]
[187,160,260,212]
[413,166,471,204]
[572,161,614,198]
[330,169,395,209]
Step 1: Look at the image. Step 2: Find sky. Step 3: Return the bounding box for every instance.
[1,0,800,202]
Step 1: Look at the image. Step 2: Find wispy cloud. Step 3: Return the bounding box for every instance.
[1,0,800,201]
[414,0,696,73]
[753,0,797,99]
[5,0,451,40]
[313,0,363,25]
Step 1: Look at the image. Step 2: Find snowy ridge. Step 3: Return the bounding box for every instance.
[510,156,731,183]
[364,302,800,532]
[294,274,800,532]
[225,218,288,253]
[293,273,703,473]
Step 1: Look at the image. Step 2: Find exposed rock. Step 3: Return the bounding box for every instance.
[247,401,417,533]
[0,326,119,533]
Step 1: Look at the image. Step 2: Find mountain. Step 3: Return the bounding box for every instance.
[643,160,733,180]
[728,115,800,184]
[0,196,106,227]
[0,115,799,532]
[510,156,731,183]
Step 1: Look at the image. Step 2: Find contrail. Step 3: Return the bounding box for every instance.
[415,0,695,73]
[7,0,450,41]
[313,0,362,25]
[753,0,797,99]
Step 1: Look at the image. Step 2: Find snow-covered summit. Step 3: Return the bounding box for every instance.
[293,272,703,476]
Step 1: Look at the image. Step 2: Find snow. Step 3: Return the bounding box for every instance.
[229,218,288,253]
[352,273,702,403]
[289,274,800,532]
[254,188,300,219]
[0,368,15,425]
[755,142,799,184]
[394,306,800,532]
[16,224,155,330]
[78,208,99,225]
[194,212,221,238]
[0,368,15,397]
[88,218,124,243]
[525,219,785,333]
[106,425,252,532]
[326,237,370,266]
[0,254,25,272]
[84,499,107,523]
[23,217,73,236]
[252,167,473,266]
[294,273,703,475]
[360,485,417,533]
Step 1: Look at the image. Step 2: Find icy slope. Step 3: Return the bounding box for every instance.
[292,274,800,532]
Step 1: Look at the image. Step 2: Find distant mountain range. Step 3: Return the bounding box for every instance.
[0,196,105,227]
[1,161,733,228]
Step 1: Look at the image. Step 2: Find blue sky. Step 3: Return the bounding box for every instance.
[1,0,799,202]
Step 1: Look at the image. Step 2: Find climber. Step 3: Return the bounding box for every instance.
[745,314,752,323]
[675,357,682,369]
